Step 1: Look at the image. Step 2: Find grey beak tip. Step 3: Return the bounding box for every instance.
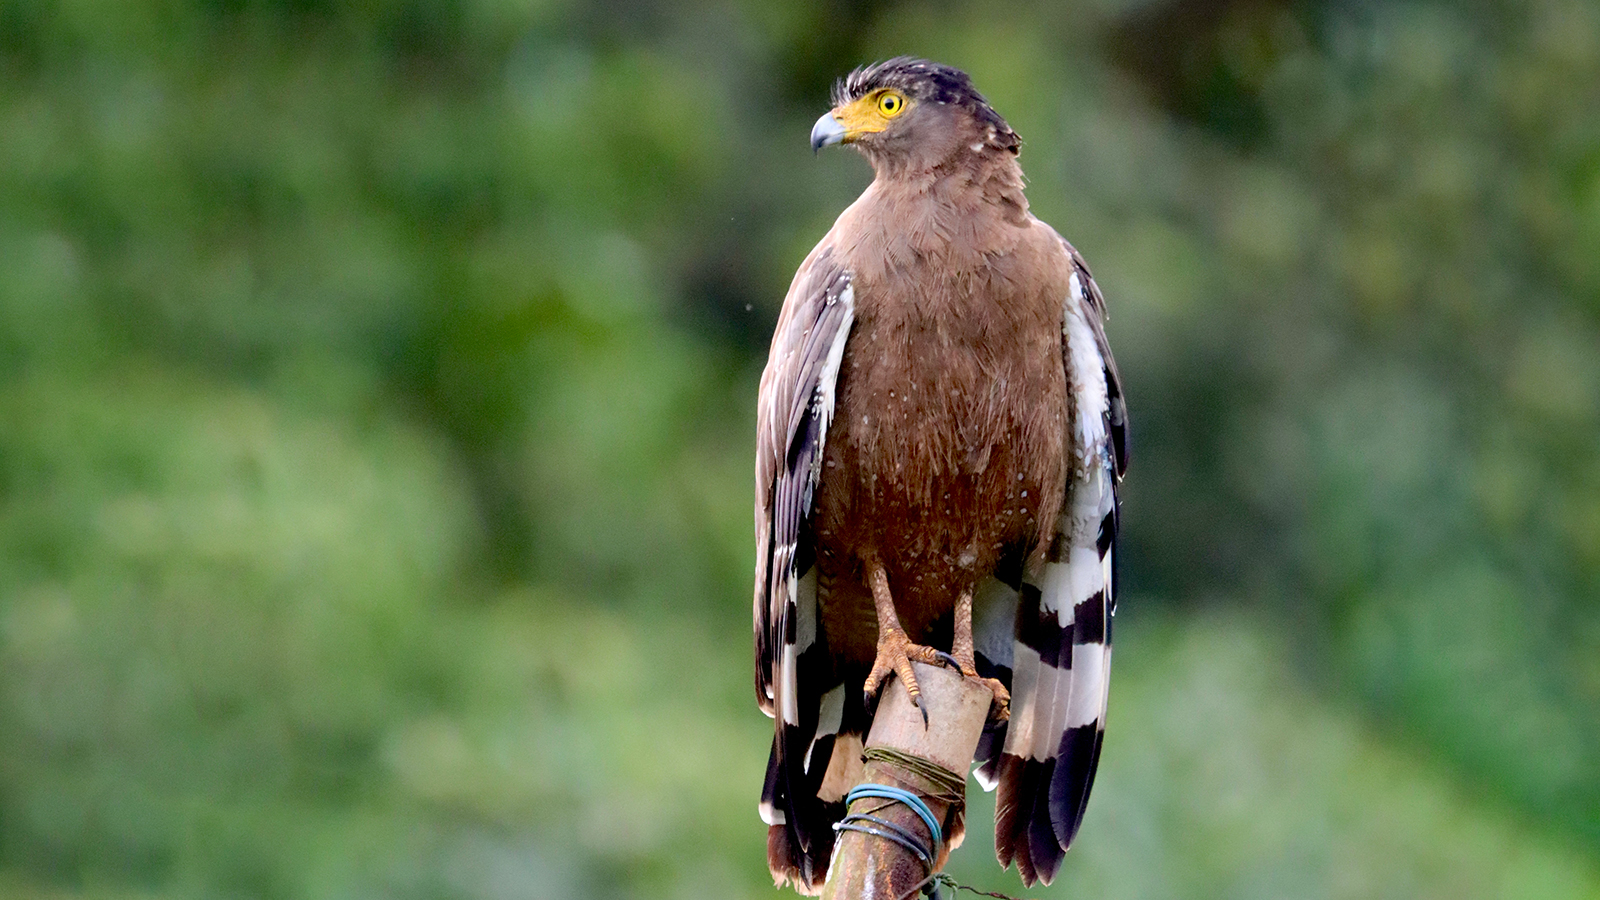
[810,113,846,153]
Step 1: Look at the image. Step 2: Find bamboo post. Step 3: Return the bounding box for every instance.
[821,661,994,900]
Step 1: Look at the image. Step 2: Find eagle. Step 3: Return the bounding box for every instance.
[753,58,1127,893]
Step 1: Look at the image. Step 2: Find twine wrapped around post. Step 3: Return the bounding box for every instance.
[820,662,995,899]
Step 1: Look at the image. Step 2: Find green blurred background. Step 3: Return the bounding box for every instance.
[2,0,1598,897]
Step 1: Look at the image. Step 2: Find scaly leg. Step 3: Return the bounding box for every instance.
[861,560,947,723]
[952,587,1011,722]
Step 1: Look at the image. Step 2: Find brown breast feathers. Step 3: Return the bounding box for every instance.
[811,173,1071,667]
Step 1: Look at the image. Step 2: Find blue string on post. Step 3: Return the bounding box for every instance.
[833,782,945,874]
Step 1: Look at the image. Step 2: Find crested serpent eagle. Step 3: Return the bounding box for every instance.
[753,58,1128,892]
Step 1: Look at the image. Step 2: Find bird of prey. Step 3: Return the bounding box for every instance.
[753,58,1127,892]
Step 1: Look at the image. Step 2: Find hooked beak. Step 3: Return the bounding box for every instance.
[810,112,847,152]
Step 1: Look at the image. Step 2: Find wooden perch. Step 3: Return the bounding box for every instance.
[821,662,994,899]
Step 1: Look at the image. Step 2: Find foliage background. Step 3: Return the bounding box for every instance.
[2,0,1598,897]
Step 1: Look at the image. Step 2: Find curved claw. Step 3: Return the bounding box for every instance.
[862,628,945,729]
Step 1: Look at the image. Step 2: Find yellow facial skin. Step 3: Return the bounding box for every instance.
[830,89,911,142]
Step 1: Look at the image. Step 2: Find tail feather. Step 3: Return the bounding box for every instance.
[993,461,1116,885]
[762,666,866,893]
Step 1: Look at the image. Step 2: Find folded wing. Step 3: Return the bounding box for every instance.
[985,244,1127,886]
[753,243,858,893]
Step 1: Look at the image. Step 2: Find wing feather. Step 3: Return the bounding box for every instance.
[753,242,857,893]
[993,242,1125,886]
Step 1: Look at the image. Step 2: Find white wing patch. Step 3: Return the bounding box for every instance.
[1064,283,1109,475]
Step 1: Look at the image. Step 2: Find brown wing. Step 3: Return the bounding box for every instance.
[753,241,855,892]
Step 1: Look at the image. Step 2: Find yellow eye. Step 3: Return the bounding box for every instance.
[876,91,906,117]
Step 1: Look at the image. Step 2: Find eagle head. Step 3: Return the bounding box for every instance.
[809,57,1021,168]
